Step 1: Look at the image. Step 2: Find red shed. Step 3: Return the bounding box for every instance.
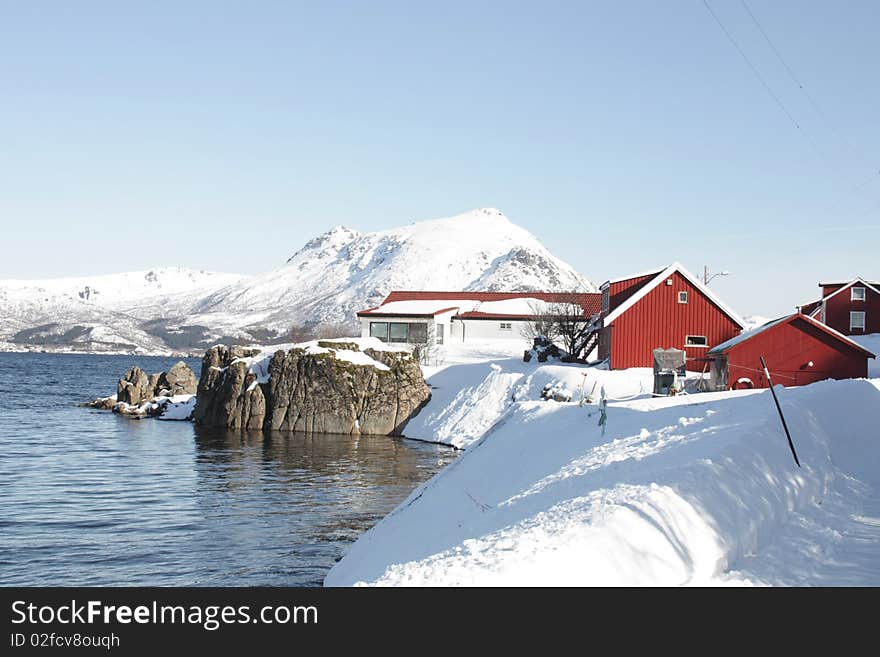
[797,277,880,336]
[706,313,875,390]
[596,263,745,369]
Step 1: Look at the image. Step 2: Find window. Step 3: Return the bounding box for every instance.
[852,287,866,302]
[408,322,428,344]
[388,322,409,343]
[601,287,609,312]
[369,322,389,341]
[499,322,512,331]
[678,291,688,304]
[436,323,444,345]
[685,335,708,347]
[850,311,866,332]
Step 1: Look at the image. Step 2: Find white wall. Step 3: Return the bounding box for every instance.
[455,319,530,342]
[361,315,532,346]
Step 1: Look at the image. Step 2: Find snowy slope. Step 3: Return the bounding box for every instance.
[326,377,880,586]
[187,208,595,333]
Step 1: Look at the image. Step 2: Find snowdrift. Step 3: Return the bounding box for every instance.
[326,378,880,586]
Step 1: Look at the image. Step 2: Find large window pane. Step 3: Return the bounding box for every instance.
[389,323,409,343]
[408,323,428,344]
[369,322,389,341]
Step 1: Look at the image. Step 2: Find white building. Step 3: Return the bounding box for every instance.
[357,291,601,361]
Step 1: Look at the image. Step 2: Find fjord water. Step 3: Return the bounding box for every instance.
[0,352,453,586]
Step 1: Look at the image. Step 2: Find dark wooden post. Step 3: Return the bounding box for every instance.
[760,355,801,468]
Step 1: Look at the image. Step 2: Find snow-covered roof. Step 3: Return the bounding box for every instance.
[358,299,472,317]
[602,262,746,329]
[358,291,601,319]
[819,278,880,287]
[708,313,876,357]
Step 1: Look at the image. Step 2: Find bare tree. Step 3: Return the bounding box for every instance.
[521,293,597,361]
[520,300,561,344]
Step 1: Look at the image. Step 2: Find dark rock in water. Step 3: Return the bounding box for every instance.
[116,361,198,405]
[157,361,199,397]
[84,361,199,414]
[117,366,154,406]
[80,396,117,410]
[194,342,430,436]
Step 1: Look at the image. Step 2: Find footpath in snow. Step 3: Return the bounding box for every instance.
[326,341,880,586]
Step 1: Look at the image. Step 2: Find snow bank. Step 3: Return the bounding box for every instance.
[327,378,880,586]
[407,342,676,448]
[157,395,196,421]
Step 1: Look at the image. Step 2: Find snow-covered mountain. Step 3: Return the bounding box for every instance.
[0,209,595,354]
[0,268,248,354]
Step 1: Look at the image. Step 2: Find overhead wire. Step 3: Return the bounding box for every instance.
[739,0,870,163]
[701,0,880,222]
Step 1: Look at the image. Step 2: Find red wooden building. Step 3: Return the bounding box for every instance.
[595,263,745,369]
[706,313,875,390]
[798,277,880,336]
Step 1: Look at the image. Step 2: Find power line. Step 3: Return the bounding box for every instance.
[739,0,869,163]
[701,0,832,167]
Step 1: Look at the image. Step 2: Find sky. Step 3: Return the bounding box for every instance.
[0,0,877,317]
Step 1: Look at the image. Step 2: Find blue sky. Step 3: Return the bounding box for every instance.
[1,1,877,316]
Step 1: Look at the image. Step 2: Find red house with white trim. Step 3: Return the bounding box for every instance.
[596,263,746,370]
[798,277,880,336]
[706,313,875,390]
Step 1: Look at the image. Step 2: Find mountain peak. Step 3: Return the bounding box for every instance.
[287,225,359,263]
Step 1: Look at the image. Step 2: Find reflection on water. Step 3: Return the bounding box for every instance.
[0,353,454,586]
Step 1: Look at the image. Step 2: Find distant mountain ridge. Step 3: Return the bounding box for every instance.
[0,209,596,354]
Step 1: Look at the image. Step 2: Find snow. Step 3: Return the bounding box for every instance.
[467,298,554,315]
[183,208,595,337]
[360,300,478,315]
[1,209,595,354]
[742,314,771,331]
[229,337,410,383]
[157,395,196,421]
[405,341,701,448]
[361,297,558,319]
[327,377,880,586]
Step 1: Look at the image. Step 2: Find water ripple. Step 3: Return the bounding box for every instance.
[0,352,453,586]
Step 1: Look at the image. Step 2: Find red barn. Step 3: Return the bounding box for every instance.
[706,313,875,390]
[798,277,880,336]
[595,263,745,369]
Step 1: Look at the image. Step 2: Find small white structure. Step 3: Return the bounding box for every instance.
[357,291,601,362]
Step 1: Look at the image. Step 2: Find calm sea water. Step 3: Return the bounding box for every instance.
[0,352,454,586]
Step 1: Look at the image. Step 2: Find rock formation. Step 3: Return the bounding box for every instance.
[82,361,199,419]
[116,361,198,405]
[193,341,430,436]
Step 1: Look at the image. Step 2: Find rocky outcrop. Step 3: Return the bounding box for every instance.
[193,342,430,436]
[116,361,198,405]
[82,361,199,420]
